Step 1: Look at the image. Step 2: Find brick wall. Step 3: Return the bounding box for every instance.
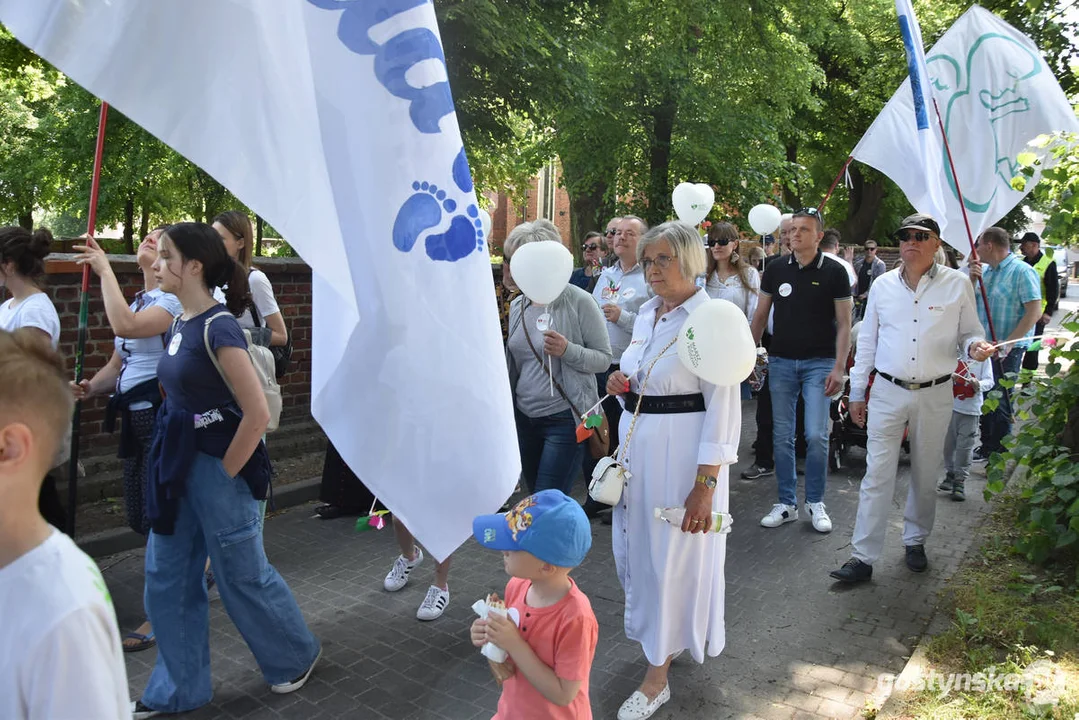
[10,255,315,459]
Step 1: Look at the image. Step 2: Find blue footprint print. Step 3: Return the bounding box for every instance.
[392,147,484,262]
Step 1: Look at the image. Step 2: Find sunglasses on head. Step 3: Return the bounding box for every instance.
[582,243,600,251]
[794,207,822,218]
[896,230,932,243]
[706,238,733,247]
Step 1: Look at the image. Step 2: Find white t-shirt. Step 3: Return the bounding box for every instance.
[0,530,129,720]
[213,268,281,330]
[0,293,61,348]
[823,252,858,289]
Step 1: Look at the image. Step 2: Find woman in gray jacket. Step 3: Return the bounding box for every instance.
[505,220,612,495]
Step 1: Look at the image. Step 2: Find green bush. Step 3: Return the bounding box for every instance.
[986,314,1079,572]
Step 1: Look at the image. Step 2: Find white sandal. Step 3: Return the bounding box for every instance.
[617,684,670,720]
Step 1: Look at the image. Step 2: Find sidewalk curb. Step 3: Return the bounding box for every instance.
[875,461,1026,718]
[78,476,322,559]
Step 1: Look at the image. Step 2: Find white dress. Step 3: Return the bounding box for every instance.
[612,288,741,665]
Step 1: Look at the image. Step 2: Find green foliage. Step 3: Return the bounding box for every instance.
[985,315,1079,570]
[1015,132,1079,245]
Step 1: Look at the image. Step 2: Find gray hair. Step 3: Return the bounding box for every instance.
[621,215,649,232]
[504,219,562,258]
[637,221,707,280]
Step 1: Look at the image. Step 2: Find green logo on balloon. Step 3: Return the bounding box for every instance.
[686,327,695,341]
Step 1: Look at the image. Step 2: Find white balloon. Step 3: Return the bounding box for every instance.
[672,182,715,225]
[677,299,756,386]
[478,208,492,240]
[748,204,782,235]
[510,241,573,305]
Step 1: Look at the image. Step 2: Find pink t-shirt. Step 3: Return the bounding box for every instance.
[493,577,598,720]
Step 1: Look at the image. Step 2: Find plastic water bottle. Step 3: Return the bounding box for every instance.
[653,507,733,534]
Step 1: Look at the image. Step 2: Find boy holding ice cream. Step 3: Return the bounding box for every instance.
[470,490,598,718]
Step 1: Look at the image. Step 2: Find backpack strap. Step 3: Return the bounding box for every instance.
[246,268,264,328]
[204,311,240,401]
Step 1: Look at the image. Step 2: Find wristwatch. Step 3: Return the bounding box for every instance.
[695,474,718,489]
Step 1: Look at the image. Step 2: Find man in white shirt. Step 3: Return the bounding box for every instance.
[830,214,995,583]
[820,229,857,292]
[0,329,130,719]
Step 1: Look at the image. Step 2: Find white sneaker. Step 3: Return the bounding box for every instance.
[760,503,798,528]
[269,646,322,694]
[805,501,832,533]
[383,549,423,592]
[617,685,670,720]
[416,585,449,621]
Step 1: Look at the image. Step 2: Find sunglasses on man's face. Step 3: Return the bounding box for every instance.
[605,229,617,236]
[897,230,932,243]
[706,238,733,247]
[582,243,600,251]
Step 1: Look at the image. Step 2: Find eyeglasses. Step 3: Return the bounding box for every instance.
[706,238,733,247]
[640,254,676,272]
[605,229,617,236]
[897,230,932,243]
[582,243,600,251]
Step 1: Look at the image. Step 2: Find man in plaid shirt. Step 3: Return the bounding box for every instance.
[968,227,1042,460]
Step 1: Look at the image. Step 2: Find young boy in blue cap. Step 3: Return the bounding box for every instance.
[470,489,598,718]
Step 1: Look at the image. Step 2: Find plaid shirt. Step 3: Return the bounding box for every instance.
[975,253,1041,347]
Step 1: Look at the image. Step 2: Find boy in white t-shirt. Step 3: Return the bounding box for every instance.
[0,328,130,720]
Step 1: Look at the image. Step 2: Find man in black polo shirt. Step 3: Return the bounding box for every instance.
[751,208,852,534]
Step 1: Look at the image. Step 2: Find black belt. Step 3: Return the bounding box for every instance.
[624,392,705,414]
[875,370,952,391]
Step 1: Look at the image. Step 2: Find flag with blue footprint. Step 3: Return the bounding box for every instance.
[0,0,522,561]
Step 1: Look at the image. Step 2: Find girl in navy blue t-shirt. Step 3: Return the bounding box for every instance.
[132,223,320,719]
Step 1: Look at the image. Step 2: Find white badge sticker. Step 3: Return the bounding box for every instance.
[535,312,551,332]
[620,287,637,300]
[167,332,183,356]
[778,282,793,298]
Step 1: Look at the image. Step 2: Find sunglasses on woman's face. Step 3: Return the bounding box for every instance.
[706,238,732,247]
[582,243,600,251]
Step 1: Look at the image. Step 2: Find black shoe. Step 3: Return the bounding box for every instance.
[601,512,613,526]
[582,499,609,520]
[951,483,966,502]
[905,544,928,572]
[740,465,774,480]
[829,558,872,583]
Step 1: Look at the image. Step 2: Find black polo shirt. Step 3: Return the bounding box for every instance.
[760,251,852,360]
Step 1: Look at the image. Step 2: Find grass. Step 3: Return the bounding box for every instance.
[876,489,1079,719]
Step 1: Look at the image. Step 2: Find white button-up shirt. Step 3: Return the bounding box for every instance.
[593,262,650,362]
[850,264,986,401]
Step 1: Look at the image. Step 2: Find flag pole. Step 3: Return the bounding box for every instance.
[818,156,854,214]
[932,98,998,343]
[65,100,109,537]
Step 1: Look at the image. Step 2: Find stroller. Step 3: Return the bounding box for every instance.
[828,326,909,471]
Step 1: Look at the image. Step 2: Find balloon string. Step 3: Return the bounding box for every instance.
[988,332,1062,351]
[579,350,679,418]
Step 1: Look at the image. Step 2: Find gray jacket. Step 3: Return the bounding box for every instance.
[507,284,612,418]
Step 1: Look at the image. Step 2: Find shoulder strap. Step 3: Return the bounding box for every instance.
[520,300,584,423]
[204,311,239,401]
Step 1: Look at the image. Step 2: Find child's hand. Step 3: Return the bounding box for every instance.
[485,612,524,655]
[470,618,488,648]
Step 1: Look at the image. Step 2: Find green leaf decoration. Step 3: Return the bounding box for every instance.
[584,413,603,429]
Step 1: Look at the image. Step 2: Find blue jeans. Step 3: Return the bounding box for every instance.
[769,357,833,506]
[142,452,320,712]
[981,346,1024,455]
[516,409,584,495]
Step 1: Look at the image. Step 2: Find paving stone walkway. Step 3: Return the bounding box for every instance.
[101,399,992,719]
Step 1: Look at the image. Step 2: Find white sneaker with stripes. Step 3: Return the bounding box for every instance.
[416,585,449,621]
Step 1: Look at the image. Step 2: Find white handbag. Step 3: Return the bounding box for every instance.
[587,336,678,506]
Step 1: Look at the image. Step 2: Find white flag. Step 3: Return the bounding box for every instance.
[0,0,521,561]
[852,5,1079,250]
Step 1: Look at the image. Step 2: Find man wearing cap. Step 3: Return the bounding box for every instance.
[1018,232,1059,372]
[830,214,994,583]
[854,240,887,317]
[751,207,852,533]
[969,227,1042,460]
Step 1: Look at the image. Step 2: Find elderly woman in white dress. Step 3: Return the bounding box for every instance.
[606,221,741,720]
[704,221,760,321]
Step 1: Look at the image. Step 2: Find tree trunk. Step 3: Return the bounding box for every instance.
[839,165,885,245]
[255,215,264,257]
[645,93,677,226]
[783,142,801,209]
[17,211,33,230]
[138,180,150,240]
[123,197,135,254]
[561,157,608,264]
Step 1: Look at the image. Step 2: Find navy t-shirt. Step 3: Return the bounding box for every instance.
[157,305,248,414]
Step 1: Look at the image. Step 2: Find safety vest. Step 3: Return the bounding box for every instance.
[1032,250,1054,313]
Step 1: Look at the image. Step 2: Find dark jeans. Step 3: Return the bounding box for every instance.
[516,408,585,496]
[981,347,1025,455]
[583,365,622,481]
[1021,320,1046,372]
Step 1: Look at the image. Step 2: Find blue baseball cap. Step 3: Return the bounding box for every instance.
[472,490,592,568]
